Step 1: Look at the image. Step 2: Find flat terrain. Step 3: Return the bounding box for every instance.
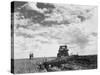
[11,55,97,74]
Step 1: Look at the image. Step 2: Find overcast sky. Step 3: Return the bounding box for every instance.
[12,2,98,59]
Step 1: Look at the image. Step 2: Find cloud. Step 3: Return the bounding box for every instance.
[68,27,89,48]
[13,2,96,29]
[13,2,97,58]
[91,32,97,37]
[15,22,90,49]
[36,2,55,9]
[21,24,89,50]
[16,32,34,38]
[11,1,27,13]
[49,25,89,49]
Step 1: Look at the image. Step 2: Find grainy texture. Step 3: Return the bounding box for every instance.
[11,1,98,74]
[12,55,97,74]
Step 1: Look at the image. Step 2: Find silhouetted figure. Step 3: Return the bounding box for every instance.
[57,45,69,57]
[29,53,34,59]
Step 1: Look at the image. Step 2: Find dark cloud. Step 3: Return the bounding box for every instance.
[44,9,53,14]
[11,1,27,13]
[40,19,70,27]
[16,32,34,38]
[91,32,97,37]
[14,2,91,27]
[36,2,55,14]
[40,20,59,26]
[16,24,28,29]
[36,2,55,9]
[13,2,94,28]
[77,15,86,22]
[15,24,43,33]
[16,6,47,24]
[12,2,46,24]
[20,7,45,19]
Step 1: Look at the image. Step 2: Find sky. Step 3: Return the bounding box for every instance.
[12,2,98,59]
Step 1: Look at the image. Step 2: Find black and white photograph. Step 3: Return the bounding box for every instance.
[11,1,98,74]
